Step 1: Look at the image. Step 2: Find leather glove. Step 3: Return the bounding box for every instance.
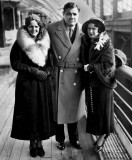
[34,70,48,80]
[30,67,48,81]
[45,66,51,76]
[87,64,94,72]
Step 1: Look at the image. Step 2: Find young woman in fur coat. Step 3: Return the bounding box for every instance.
[10,14,55,158]
[81,17,117,152]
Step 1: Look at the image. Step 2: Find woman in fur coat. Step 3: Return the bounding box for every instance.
[81,17,117,152]
[10,14,55,158]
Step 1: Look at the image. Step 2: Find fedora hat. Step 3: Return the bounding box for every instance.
[82,17,105,35]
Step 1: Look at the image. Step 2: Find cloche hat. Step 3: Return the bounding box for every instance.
[82,17,105,35]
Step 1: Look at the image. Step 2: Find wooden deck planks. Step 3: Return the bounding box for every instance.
[0,133,15,160]
[9,139,24,160]
[0,69,101,160]
[0,109,15,160]
[0,85,15,133]
[78,117,100,160]
[20,141,30,160]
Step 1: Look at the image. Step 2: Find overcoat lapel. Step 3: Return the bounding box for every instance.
[55,20,71,49]
[55,20,83,61]
[65,23,83,60]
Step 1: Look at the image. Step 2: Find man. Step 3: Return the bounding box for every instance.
[47,2,84,150]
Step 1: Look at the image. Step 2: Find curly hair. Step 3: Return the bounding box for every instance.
[25,14,47,41]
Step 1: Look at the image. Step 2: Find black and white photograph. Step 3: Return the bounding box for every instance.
[0,0,132,159]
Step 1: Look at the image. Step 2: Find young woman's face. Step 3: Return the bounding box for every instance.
[27,20,40,38]
[87,23,99,39]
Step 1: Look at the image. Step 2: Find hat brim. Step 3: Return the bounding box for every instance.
[115,49,127,65]
[82,18,105,35]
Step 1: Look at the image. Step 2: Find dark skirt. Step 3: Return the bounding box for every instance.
[85,83,115,135]
[11,75,56,140]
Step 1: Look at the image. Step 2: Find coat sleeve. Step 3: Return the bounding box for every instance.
[99,40,115,76]
[10,41,30,73]
[94,40,117,88]
[43,48,53,76]
[10,41,49,80]
[81,36,90,65]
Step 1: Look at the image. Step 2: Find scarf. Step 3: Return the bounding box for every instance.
[17,26,50,67]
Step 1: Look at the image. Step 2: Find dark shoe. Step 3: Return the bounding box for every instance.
[57,142,65,150]
[95,135,108,152]
[70,141,83,149]
[95,145,103,152]
[29,146,37,158]
[37,146,45,157]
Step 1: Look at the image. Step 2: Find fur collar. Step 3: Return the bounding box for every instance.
[17,26,50,67]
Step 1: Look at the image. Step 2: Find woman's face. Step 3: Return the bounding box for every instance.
[87,23,99,39]
[27,20,40,38]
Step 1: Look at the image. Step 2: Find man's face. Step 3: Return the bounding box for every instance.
[63,7,79,27]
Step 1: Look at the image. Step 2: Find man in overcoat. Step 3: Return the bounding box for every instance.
[47,2,85,150]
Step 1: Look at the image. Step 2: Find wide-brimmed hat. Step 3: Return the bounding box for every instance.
[82,17,105,35]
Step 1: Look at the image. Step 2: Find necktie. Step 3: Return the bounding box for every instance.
[69,28,73,39]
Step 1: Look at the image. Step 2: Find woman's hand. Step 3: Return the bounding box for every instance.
[34,70,48,80]
[29,67,49,80]
[84,64,94,72]
[84,64,89,71]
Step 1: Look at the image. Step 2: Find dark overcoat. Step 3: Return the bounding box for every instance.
[10,29,55,140]
[47,20,86,124]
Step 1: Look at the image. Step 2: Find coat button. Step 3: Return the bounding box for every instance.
[60,69,63,72]
[75,70,77,73]
[58,56,61,59]
[73,83,76,86]
[77,58,79,61]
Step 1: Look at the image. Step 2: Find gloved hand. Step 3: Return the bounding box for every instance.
[29,67,48,81]
[34,70,48,80]
[87,64,94,72]
[45,66,51,76]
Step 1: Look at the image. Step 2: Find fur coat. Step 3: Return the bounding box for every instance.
[81,32,117,89]
[17,26,50,67]
[10,27,55,140]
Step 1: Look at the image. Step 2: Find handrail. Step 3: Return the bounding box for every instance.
[114,99,132,125]
[114,90,132,111]
[117,80,132,96]
[114,114,132,143]
[114,64,132,158]
[117,65,132,81]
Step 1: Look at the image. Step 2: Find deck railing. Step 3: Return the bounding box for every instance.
[114,65,132,157]
[117,65,132,81]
